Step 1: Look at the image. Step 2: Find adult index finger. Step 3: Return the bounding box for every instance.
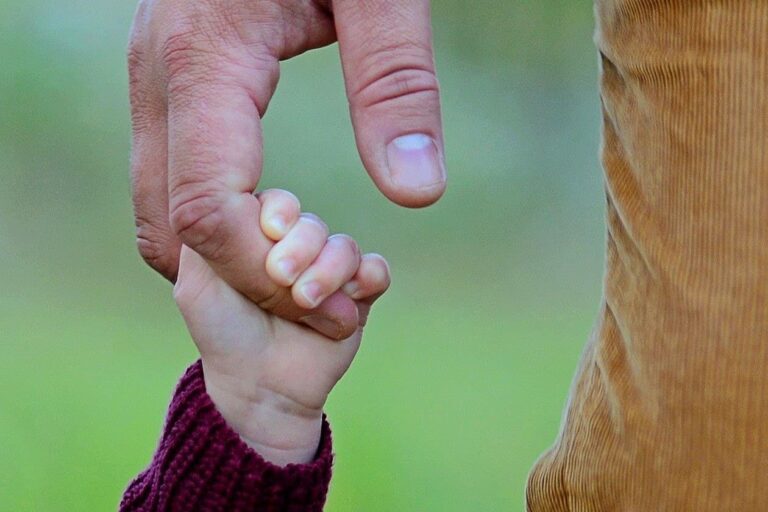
[333,0,447,208]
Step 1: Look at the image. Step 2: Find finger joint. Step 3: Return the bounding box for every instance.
[350,43,440,110]
[169,191,230,262]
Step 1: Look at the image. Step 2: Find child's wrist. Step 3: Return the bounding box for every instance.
[202,363,325,466]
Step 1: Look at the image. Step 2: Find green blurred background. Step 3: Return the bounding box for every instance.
[0,1,604,510]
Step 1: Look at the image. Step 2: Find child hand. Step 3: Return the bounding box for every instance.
[173,189,390,466]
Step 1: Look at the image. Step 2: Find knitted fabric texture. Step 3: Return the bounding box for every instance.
[120,361,333,511]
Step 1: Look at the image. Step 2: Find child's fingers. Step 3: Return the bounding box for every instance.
[266,213,329,286]
[292,234,361,309]
[257,189,301,241]
[342,253,391,302]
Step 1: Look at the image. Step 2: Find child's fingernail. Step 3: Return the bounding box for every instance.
[276,259,296,282]
[299,281,323,308]
[269,215,287,236]
[386,133,445,190]
[300,315,344,339]
[342,281,360,298]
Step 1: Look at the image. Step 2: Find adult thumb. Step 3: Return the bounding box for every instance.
[333,0,447,208]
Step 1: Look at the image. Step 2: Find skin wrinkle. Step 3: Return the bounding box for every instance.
[348,38,436,96]
[352,66,440,111]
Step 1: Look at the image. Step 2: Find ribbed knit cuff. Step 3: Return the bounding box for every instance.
[120,360,333,511]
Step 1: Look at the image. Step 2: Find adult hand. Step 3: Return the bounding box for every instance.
[128,0,445,339]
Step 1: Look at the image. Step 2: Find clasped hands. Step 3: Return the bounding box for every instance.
[128,0,446,465]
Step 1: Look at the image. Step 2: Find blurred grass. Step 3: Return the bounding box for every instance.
[0,0,603,509]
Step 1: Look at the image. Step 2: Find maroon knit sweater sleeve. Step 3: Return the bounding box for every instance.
[120,361,333,511]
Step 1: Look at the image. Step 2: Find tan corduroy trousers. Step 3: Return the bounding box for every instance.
[526,2,768,511]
